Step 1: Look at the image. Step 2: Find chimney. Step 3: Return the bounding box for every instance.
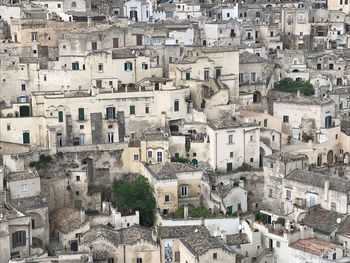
[184,204,189,219]
[80,209,85,223]
[300,225,305,239]
[324,177,329,202]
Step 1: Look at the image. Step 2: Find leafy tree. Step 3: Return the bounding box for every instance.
[29,154,53,170]
[190,206,211,217]
[113,176,156,226]
[302,132,314,142]
[274,78,315,96]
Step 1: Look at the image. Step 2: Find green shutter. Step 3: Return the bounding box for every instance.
[174,100,179,111]
[23,132,30,144]
[58,111,63,122]
[130,106,135,115]
[78,108,84,120]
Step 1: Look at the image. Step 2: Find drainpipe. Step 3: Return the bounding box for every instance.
[215,132,218,170]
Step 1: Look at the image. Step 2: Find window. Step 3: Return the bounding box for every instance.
[109,81,113,86]
[283,115,289,123]
[21,84,26,91]
[76,176,80,181]
[250,157,254,162]
[185,72,191,80]
[180,185,188,197]
[58,111,64,122]
[175,251,180,261]
[213,253,218,259]
[145,105,150,114]
[78,108,85,121]
[250,135,254,142]
[307,194,317,207]
[113,38,119,48]
[21,184,28,192]
[204,69,209,80]
[133,154,139,161]
[106,107,116,119]
[227,163,233,172]
[31,32,38,42]
[44,75,47,81]
[31,219,35,229]
[270,31,274,37]
[23,132,30,144]
[239,73,243,83]
[251,72,256,82]
[230,152,233,158]
[215,68,221,79]
[164,195,170,203]
[228,134,233,144]
[124,62,133,71]
[174,100,179,112]
[108,132,114,143]
[91,42,97,50]
[108,258,114,263]
[157,151,163,162]
[155,83,160,90]
[270,162,274,168]
[7,124,10,131]
[58,4,61,7]
[96,79,102,88]
[71,1,76,7]
[142,63,148,70]
[329,64,334,70]
[98,64,103,72]
[226,13,230,17]
[331,202,336,211]
[256,12,260,17]
[286,189,292,200]
[136,258,143,263]
[72,62,79,70]
[269,188,273,198]
[317,63,321,70]
[147,150,152,158]
[276,241,280,248]
[76,191,79,196]
[272,135,275,141]
[12,231,26,248]
[130,105,135,115]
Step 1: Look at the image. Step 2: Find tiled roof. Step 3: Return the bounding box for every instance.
[50,207,86,234]
[7,169,39,181]
[208,113,257,130]
[290,238,342,256]
[180,233,234,256]
[338,216,350,237]
[265,152,307,162]
[11,195,47,211]
[301,205,345,235]
[286,169,350,193]
[145,162,201,180]
[226,233,250,246]
[82,225,154,246]
[239,51,266,64]
[158,225,209,239]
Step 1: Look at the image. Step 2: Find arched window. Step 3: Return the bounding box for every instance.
[71,2,76,8]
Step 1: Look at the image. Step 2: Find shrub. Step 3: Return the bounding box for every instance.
[274,78,315,96]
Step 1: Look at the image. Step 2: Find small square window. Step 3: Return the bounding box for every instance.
[21,84,26,91]
[213,253,218,259]
[276,241,280,248]
[80,125,84,129]
[250,158,254,162]
[76,176,80,181]
[76,191,79,196]
[270,162,274,168]
[193,152,197,157]
[133,154,139,161]
[108,124,113,129]
[230,152,233,158]
[165,195,170,203]
[7,124,10,131]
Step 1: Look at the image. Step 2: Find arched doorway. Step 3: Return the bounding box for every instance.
[253,91,262,103]
[327,150,333,164]
[19,105,30,117]
[130,10,138,21]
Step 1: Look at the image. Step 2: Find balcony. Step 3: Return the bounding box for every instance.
[76,115,88,122]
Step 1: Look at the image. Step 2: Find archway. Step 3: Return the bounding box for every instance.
[327,150,333,164]
[344,152,350,164]
[253,91,262,103]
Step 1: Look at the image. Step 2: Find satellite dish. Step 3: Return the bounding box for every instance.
[336,218,342,224]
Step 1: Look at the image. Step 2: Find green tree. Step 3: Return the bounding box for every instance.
[274,78,315,96]
[113,176,156,226]
[190,206,211,217]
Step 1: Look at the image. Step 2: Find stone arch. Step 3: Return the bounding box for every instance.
[327,150,334,164]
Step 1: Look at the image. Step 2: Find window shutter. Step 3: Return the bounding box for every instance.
[130,63,133,70]
[124,63,127,71]
[22,231,26,246]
